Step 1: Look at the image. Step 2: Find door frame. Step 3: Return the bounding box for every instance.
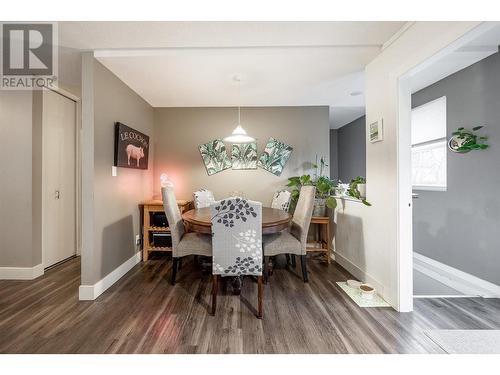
[395,22,498,311]
[41,86,82,268]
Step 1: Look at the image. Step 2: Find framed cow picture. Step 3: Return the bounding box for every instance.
[114,122,150,170]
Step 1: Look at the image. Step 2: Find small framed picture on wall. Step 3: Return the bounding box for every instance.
[369,119,383,143]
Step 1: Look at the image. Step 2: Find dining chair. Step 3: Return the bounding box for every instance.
[210,197,263,318]
[193,189,216,209]
[271,190,292,212]
[162,186,212,285]
[263,186,316,282]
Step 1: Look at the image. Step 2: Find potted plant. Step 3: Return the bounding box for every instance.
[347,176,371,206]
[449,126,489,153]
[287,156,338,216]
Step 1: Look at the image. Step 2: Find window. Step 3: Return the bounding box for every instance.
[411,96,447,191]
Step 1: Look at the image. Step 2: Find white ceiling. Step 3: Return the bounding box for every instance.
[59,22,405,50]
[330,106,365,129]
[59,22,406,128]
[95,48,371,108]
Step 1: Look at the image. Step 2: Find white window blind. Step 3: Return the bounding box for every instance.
[411,96,447,144]
[411,97,447,191]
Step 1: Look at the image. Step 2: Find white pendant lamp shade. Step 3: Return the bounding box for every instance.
[223,75,255,144]
[223,124,255,143]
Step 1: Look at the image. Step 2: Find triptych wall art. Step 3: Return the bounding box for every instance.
[199,137,293,176]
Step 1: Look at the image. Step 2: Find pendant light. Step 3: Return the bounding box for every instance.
[223,76,255,144]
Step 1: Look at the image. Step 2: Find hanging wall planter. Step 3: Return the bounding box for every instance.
[448,126,489,153]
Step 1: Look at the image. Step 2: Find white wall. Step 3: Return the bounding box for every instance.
[334,21,482,310]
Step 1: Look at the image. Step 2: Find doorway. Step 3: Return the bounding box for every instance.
[42,89,78,269]
[397,22,500,306]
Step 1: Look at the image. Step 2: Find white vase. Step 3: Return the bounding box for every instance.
[357,183,366,198]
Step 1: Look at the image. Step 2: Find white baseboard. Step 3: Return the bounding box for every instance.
[414,252,500,298]
[79,251,141,301]
[333,251,385,297]
[0,263,44,280]
[414,295,475,299]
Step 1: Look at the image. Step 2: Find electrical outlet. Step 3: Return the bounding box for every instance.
[135,234,141,246]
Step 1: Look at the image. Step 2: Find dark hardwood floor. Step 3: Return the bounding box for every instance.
[1,255,500,354]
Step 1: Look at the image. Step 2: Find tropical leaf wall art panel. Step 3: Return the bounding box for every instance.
[257,137,293,176]
[231,142,258,170]
[199,139,232,176]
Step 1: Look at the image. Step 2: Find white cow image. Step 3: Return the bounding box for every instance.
[126,144,144,167]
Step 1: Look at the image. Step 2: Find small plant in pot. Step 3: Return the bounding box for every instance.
[347,176,371,206]
[448,126,489,153]
[287,157,338,216]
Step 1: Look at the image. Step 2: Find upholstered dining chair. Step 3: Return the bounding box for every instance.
[162,187,212,285]
[193,189,216,209]
[271,190,292,212]
[263,186,316,283]
[210,197,263,318]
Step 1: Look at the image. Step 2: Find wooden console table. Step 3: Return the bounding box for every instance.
[306,216,332,265]
[139,199,192,261]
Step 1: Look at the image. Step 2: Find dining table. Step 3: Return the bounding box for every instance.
[182,206,292,235]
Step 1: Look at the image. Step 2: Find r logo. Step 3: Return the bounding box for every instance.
[2,23,53,76]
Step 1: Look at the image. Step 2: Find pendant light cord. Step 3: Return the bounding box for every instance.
[238,78,241,125]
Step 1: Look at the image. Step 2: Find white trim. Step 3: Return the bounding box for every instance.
[79,252,141,301]
[382,22,415,51]
[0,264,44,280]
[397,75,414,312]
[45,85,80,103]
[412,185,447,192]
[333,251,385,300]
[413,252,500,298]
[414,295,476,299]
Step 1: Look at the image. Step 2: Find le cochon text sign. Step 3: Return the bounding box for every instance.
[114,122,150,170]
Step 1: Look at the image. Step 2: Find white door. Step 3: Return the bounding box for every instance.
[42,89,76,268]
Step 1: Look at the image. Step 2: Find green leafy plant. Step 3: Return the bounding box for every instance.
[287,156,338,212]
[347,176,371,206]
[451,126,489,152]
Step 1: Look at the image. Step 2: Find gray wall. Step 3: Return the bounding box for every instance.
[0,91,34,267]
[153,107,329,203]
[337,115,366,182]
[329,129,339,180]
[412,50,500,285]
[87,60,154,284]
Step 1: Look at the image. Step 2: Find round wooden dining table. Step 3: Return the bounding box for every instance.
[182,207,292,234]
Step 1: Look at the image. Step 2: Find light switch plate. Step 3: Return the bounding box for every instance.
[112,166,117,177]
[135,234,141,246]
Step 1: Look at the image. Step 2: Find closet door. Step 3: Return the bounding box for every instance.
[42,89,76,268]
